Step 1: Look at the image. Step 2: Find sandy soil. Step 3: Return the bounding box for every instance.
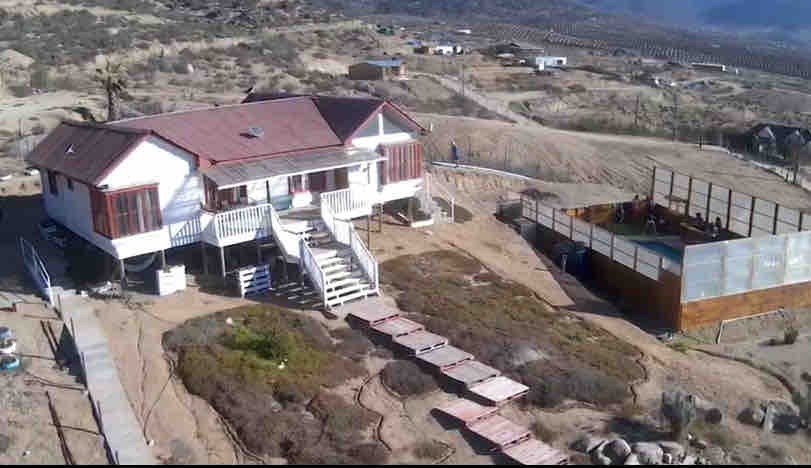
[0,301,108,465]
[418,113,811,209]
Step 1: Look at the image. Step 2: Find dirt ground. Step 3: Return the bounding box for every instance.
[419,113,811,210]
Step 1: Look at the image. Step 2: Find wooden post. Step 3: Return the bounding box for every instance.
[256,239,262,265]
[201,242,209,275]
[748,197,756,237]
[377,204,382,233]
[773,203,780,235]
[650,167,657,200]
[668,169,675,211]
[726,189,733,230]
[367,214,372,248]
[160,250,167,269]
[705,182,713,223]
[118,259,126,287]
[685,175,693,217]
[800,212,805,232]
[219,246,226,278]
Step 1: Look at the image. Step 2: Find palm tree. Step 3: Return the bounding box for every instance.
[94,59,128,122]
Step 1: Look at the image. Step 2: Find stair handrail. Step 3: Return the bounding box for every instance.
[320,200,379,294]
[299,238,327,309]
[268,204,301,261]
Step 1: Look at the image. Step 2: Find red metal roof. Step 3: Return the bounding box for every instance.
[113,98,344,164]
[25,121,149,185]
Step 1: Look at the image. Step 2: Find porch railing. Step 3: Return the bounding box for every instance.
[320,201,379,295]
[268,204,301,262]
[212,203,272,243]
[299,239,326,308]
[320,189,373,220]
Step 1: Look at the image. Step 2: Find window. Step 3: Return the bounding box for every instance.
[379,142,423,184]
[47,171,58,195]
[289,175,306,194]
[67,178,74,191]
[307,171,327,192]
[91,185,161,239]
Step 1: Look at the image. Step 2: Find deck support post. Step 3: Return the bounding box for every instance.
[367,214,372,248]
[160,250,167,269]
[378,203,383,233]
[219,246,226,278]
[256,239,262,265]
[201,242,209,275]
[118,259,127,288]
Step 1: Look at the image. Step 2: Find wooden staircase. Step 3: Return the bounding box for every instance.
[304,225,377,309]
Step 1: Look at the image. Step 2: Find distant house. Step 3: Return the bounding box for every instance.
[691,63,727,73]
[489,42,544,60]
[434,45,464,56]
[533,56,567,68]
[348,59,407,81]
[736,123,811,159]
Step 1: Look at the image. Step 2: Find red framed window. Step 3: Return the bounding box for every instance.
[379,142,423,184]
[47,170,58,195]
[91,184,161,239]
[289,175,306,194]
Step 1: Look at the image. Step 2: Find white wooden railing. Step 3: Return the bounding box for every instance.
[320,200,379,294]
[211,203,272,244]
[299,239,326,308]
[320,189,373,220]
[19,237,53,306]
[268,203,301,262]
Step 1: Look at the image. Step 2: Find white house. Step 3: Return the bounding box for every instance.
[27,94,431,308]
[534,56,568,68]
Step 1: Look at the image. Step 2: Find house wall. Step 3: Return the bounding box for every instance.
[680,279,811,331]
[44,136,204,260]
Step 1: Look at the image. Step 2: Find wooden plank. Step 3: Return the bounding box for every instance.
[370,316,424,337]
[442,360,501,388]
[680,279,811,331]
[467,415,532,450]
[416,345,473,370]
[393,330,448,355]
[502,438,568,465]
[468,376,529,406]
[435,398,499,426]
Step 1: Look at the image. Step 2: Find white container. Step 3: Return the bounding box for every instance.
[156,265,186,296]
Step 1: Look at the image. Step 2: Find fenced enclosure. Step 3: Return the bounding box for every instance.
[520,195,681,281]
[682,230,811,303]
[652,166,810,239]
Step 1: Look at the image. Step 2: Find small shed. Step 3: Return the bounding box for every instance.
[534,56,568,68]
[349,59,407,81]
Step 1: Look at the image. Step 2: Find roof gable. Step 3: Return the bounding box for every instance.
[26,121,149,185]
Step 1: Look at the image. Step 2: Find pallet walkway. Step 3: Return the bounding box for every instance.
[346,303,568,465]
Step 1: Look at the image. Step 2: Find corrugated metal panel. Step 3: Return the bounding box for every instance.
[203,148,384,187]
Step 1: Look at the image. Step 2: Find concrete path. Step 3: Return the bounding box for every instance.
[59,293,155,465]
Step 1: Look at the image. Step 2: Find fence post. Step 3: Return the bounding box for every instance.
[609,234,615,259]
[633,245,639,270]
[705,182,713,221]
[748,197,756,237]
[589,223,594,248]
[668,170,675,211]
[569,214,574,240]
[685,175,693,217]
[552,208,556,232]
[726,189,733,230]
[658,255,664,279]
[800,212,805,233]
[773,203,780,235]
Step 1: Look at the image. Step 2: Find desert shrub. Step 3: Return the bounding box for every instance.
[531,419,559,442]
[380,360,438,397]
[521,362,628,408]
[784,327,799,345]
[165,305,380,463]
[329,327,374,360]
[412,440,447,460]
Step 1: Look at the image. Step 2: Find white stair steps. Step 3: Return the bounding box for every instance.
[326,287,375,308]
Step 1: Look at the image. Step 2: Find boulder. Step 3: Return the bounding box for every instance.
[657,441,685,459]
[766,400,802,434]
[631,442,664,465]
[572,434,606,454]
[604,439,632,462]
[624,453,641,465]
[739,400,766,426]
[704,408,723,425]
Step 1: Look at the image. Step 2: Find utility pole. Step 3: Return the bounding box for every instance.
[672,91,679,142]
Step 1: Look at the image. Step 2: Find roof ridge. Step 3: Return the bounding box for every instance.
[111,96,314,125]
[60,119,151,135]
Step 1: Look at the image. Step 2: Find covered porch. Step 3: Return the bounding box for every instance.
[200,148,383,250]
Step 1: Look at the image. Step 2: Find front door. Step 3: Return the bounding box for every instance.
[307,171,327,193]
[334,167,349,190]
